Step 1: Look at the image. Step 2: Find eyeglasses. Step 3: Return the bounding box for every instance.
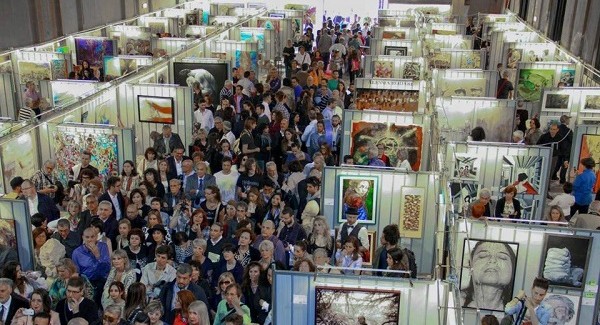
[219,280,232,285]
[103,315,117,322]
[21,187,33,191]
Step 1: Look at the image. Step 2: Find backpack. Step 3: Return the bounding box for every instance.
[403,248,417,279]
[233,131,248,155]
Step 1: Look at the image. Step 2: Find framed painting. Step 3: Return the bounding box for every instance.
[137,95,175,124]
[373,60,394,78]
[506,48,522,69]
[399,187,425,239]
[337,175,379,224]
[362,231,377,266]
[355,89,419,112]
[440,78,486,97]
[449,183,479,215]
[517,69,555,102]
[542,294,580,325]
[74,37,115,66]
[560,69,575,87]
[460,239,519,311]
[122,34,152,55]
[384,46,408,56]
[0,219,17,252]
[173,62,229,107]
[502,155,544,195]
[452,154,481,181]
[459,52,482,69]
[474,105,515,143]
[103,57,138,81]
[350,121,423,170]
[402,62,421,80]
[52,81,97,107]
[186,12,200,25]
[1,133,37,188]
[315,287,399,324]
[256,18,281,32]
[428,52,451,69]
[382,31,406,40]
[540,234,592,289]
[18,61,52,84]
[582,94,600,112]
[541,91,571,113]
[50,59,68,80]
[577,134,600,173]
[235,50,258,75]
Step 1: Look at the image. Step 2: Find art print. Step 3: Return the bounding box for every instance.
[186,12,199,25]
[542,92,571,112]
[542,294,580,325]
[256,18,280,33]
[540,234,592,289]
[355,89,419,112]
[146,21,167,34]
[428,52,451,69]
[235,50,258,75]
[240,30,265,52]
[350,121,423,170]
[502,155,544,195]
[517,69,555,102]
[459,52,482,69]
[522,47,556,63]
[460,239,519,311]
[450,183,479,215]
[399,187,425,239]
[337,175,379,224]
[52,81,97,107]
[583,95,600,112]
[373,60,394,78]
[382,31,406,40]
[103,57,138,81]
[315,287,399,324]
[94,101,118,125]
[506,48,522,69]
[138,95,175,124]
[560,69,575,87]
[577,134,600,173]
[0,219,17,252]
[363,231,376,265]
[173,62,229,107]
[50,59,68,80]
[379,18,399,28]
[437,103,476,142]
[74,37,115,66]
[384,46,408,56]
[123,34,152,55]
[1,133,37,193]
[440,78,486,97]
[402,62,421,80]
[18,61,52,84]
[453,154,481,181]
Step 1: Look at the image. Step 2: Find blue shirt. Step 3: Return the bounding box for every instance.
[573,169,596,205]
[72,242,111,281]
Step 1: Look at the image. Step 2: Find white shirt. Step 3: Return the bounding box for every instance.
[237,78,254,96]
[222,131,236,148]
[301,120,318,142]
[346,222,370,249]
[214,170,240,202]
[0,295,11,323]
[175,158,183,176]
[294,52,311,66]
[396,159,412,171]
[548,193,576,217]
[108,191,122,220]
[194,109,214,132]
[28,195,39,215]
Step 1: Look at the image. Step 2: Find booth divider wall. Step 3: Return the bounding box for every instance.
[487,31,540,71]
[0,199,35,271]
[0,129,40,194]
[570,124,600,171]
[369,39,422,57]
[0,73,16,119]
[320,166,440,276]
[362,55,426,81]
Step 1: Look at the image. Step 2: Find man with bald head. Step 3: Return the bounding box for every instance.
[252,220,286,265]
[71,227,110,304]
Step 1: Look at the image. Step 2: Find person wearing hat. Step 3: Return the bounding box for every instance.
[336,206,369,256]
[221,120,235,147]
[555,115,573,184]
[571,157,597,216]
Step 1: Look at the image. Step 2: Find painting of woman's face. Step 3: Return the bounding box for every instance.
[470,242,513,287]
[356,180,370,196]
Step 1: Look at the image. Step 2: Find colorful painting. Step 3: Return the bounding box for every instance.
[350,121,423,170]
[440,78,486,97]
[18,61,52,84]
[315,287,399,324]
[240,30,265,52]
[355,89,419,112]
[450,183,479,215]
[459,52,481,69]
[50,59,68,80]
[402,62,421,80]
[74,38,115,67]
[429,52,451,69]
[453,154,481,181]
[138,95,175,124]
[502,155,544,195]
[384,46,408,56]
[540,234,592,289]
[583,95,600,112]
[373,60,394,78]
[506,48,522,69]
[0,219,17,252]
[173,62,229,107]
[122,34,152,55]
[577,134,600,173]
[1,133,37,190]
[337,175,379,224]
[103,57,138,81]
[235,50,258,75]
[560,69,575,87]
[517,69,555,102]
[382,31,406,40]
[94,101,118,125]
[399,187,425,239]
[542,294,580,325]
[542,92,571,112]
[53,131,119,185]
[257,18,281,33]
[52,81,97,107]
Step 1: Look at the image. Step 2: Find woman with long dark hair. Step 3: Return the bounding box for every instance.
[11,288,60,325]
[143,168,166,199]
[120,160,140,198]
[241,262,270,324]
[124,282,148,324]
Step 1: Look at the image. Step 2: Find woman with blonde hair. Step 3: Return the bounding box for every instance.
[211,272,236,313]
[101,249,136,308]
[187,300,210,325]
[306,216,334,257]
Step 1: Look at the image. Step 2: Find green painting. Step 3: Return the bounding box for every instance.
[517,69,555,102]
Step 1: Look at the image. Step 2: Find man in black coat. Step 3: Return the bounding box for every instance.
[166,147,190,181]
[153,125,184,159]
[55,277,100,325]
[97,176,125,220]
[21,180,60,222]
[0,278,29,325]
[555,115,573,184]
[159,264,209,324]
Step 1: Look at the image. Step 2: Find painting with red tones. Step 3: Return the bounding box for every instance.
[137,95,175,124]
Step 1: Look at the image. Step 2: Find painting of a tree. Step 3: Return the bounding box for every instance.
[315,287,400,324]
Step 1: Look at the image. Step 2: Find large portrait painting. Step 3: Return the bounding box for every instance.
[517,69,555,102]
[460,239,519,312]
[315,287,399,324]
[355,89,419,112]
[577,134,600,173]
[502,155,544,195]
[18,61,52,84]
[506,48,522,69]
[122,34,152,55]
[541,294,580,325]
[337,175,379,224]
[350,121,423,170]
[373,60,394,78]
[540,234,592,289]
[74,37,115,66]
[1,133,37,187]
[440,78,486,97]
[453,154,480,181]
[137,95,175,124]
[399,187,425,239]
[173,62,229,107]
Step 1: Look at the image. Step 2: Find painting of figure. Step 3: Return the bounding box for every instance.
[337,175,379,224]
[173,62,229,107]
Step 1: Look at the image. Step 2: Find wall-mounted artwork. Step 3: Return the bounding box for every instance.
[123,34,152,55]
[0,219,17,252]
[362,231,376,266]
[460,239,519,311]
[256,18,280,33]
[453,154,480,181]
[74,37,115,66]
[146,21,168,34]
[235,50,258,75]
[350,121,423,170]
[450,183,479,215]
[432,29,456,35]
[240,30,265,52]
[517,69,555,102]
[474,105,515,143]
[186,12,199,25]
[137,95,175,124]
[521,47,556,62]
[502,155,544,195]
[50,59,68,80]
[459,52,482,69]
[94,101,118,125]
[428,52,451,69]
[540,234,592,289]
[173,62,229,107]
[560,69,575,87]
[541,91,571,113]
[541,294,580,325]
[355,89,419,112]
[437,103,476,142]
[384,46,408,56]
[440,78,486,97]
[378,18,399,27]
[1,133,37,187]
[103,57,138,81]
[577,134,600,173]
[506,48,522,69]
[382,31,406,39]
[337,175,379,224]
[315,287,399,324]
[582,95,600,112]
[18,61,52,84]
[373,61,394,78]
[399,187,425,238]
[402,62,420,80]
[52,81,97,107]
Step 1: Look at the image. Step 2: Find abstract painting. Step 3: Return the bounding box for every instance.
[450,183,479,215]
[53,130,119,185]
[542,92,571,112]
[440,78,486,97]
[460,239,519,311]
[399,187,425,239]
[402,62,421,80]
[52,81,97,107]
[240,30,265,52]
[173,62,229,106]
[541,294,580,325]
[94,101,118,125]
[382,31,406,40]
[373,60,394,78]
[459,52,482,69]
[103,57,138,81]
[50,59,69,80]
[384,46,408,56]
[350,121,423,170]
[0,219,17,251]
[74,37,115,66]
[560,69,575,87]
[355,89,419,112]
[1,133,37,191]
[453,154,481,181]
[437,102,476,142]
[502,155,544,195]
[337,175,379,224]
[315,287,399,324]
[540,234,592,289]
[362,231,376,266]
[138,95,175,124]
[18,61,52,84]
[583,95,600,112]
[577,134,600,173]
[428,52,451,69]
[517,69,555,102]
[235,50,258,75]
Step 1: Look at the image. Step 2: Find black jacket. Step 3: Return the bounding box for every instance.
[55,297,100,325]
[159,281,209,324]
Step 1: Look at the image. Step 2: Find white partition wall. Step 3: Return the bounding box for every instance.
[369,39,421,57]
[0,199,34,271]
[0,73,16,119]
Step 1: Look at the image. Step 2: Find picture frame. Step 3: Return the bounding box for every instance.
[402,62,421,80]
[315,286,400,324]
[382,31,406,40]
[577,134,600,173]
[541,90,572,113]
[540,234,592,289]
[373,60,394,78]
[452,154,481,181]
[74,37,115,66]
[384,46,408,56]
[541,294,580,325]
[460,239,519,312]
[355,88,419,112]
[362,231,376,266]
[399,187,425,238]
[517,68,555,102]
[0,219,18,253]
[18,60,52,84]
[502,155,545,195]
[337,175,379,224]
[172,62,229,107]
[450,183,479,215]
[137,95,175,124]
[582,94,600,113]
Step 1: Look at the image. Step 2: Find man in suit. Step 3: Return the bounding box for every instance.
[153,125,184,159]
[98,176,125,220]
[166,147,190,181]
[54,277,100,325]
[163,178,185,216]
[0,278,29,324]
[52,219,82,258]
[68,151,99,185]
[21,179,60,222]
[78,194,98,238]
[92,201,119,246]
[185,162,216,205]
[159,264,209,324]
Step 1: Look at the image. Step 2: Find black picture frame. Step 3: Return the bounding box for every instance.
[137,95,175,124]
[315,286,400,324]
[384,46,408,56]
[459,239,519,312]
[172,62,229,107]
[539,234,592,289]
